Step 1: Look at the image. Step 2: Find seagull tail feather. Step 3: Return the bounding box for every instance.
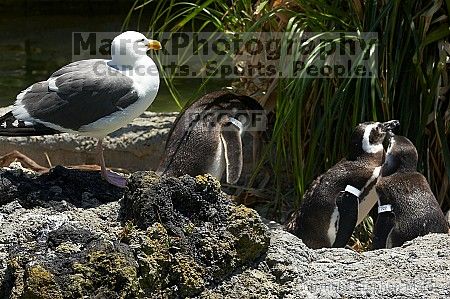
[0,111,59,136]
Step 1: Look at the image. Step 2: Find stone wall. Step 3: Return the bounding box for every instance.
[0,107,177,172]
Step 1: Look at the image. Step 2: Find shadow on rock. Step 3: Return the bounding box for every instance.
[0,165,124,209]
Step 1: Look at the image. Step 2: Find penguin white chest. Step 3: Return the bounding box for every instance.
[207,138,225,179]
[327,207,340,246]
[357,166,382,224]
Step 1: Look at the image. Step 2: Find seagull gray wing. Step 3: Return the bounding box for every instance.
[14,59,139,131]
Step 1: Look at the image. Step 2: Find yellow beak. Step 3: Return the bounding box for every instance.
[147,40,162,50]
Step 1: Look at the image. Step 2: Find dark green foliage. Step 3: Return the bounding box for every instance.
[124,0,450,220]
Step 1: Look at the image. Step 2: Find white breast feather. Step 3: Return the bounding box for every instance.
[357,166,382,224]
[327,207,340,246]
[362,123,383,153]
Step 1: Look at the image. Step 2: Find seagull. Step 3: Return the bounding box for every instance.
[0,31,161,187]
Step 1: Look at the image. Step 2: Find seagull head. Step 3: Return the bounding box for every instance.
[111,31,161,66]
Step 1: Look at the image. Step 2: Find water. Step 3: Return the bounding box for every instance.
[0,12,227,112]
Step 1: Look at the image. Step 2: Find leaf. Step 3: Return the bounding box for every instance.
[173,0,216,31]
[254,0,269,15]
[421,23,450,48]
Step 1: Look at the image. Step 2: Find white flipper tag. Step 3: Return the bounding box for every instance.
[378,204,392,213]
[228,117,243,132]
[48,78,59,91]
[345,185,362,197]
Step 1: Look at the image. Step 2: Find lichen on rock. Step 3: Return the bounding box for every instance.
[0,166,270,298]
[121,172,270,297]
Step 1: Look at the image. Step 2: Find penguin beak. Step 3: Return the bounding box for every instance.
[386,130,395,140]
[381,120,400,131]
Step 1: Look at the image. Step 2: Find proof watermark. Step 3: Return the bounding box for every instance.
[183,110,267,132]
[73,31,378,79]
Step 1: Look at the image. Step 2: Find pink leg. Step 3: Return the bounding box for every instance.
[97,138,127,188]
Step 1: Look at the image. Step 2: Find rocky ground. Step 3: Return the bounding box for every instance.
[0,164,449,298]
[0,164,269,298]
[201,222,450,298]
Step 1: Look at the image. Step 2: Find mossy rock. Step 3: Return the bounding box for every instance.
[0,171,269,298]
[121,172,270,297]
[23,264,63,299]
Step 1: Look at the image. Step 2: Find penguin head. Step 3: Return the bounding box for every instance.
[382,134,418,176]
[216,94,267,134]
[349,120,399,159]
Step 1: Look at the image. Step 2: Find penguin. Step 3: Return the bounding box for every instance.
[373,133,449,249]
[285,120,400,249]
[157,91,266,184]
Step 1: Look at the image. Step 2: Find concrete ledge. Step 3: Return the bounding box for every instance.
[0,107,177,172]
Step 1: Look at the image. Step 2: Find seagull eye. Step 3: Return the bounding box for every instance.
[138,38,145,42]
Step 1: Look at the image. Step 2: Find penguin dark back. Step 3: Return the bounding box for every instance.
[373,134,449,249]
[157,91,268,186]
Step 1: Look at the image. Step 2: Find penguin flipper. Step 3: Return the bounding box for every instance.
[333,191,359,247]
[220,123,243,184]
[373,211,395,249]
